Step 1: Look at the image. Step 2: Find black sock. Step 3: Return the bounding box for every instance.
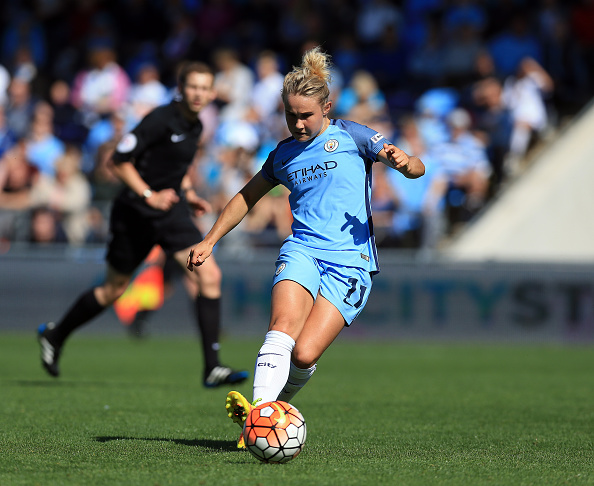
[193,296,221,372]
[50,289,106,346]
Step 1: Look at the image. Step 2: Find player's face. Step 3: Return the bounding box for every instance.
[182,72,216,114]
[284,94,331,142]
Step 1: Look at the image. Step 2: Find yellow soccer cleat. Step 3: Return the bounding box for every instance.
[236,431,246,449]
[225,390,261,428]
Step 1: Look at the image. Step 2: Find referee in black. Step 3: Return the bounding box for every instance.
[38,61,248,388]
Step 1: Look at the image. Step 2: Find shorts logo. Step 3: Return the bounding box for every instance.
[275,262,286,276]
[116,133,137,153]
[171,133,186,143]
[324,139,339,152]
[360,253,370,262]
[371,133,384,143]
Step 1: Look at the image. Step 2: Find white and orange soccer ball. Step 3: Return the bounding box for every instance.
[242,400,307,463]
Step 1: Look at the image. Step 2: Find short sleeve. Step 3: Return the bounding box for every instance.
[112,107,165,164]
[261,137,292,185]
[332,119,391,160]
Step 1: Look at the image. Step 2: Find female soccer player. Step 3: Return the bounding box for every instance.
[186,47,425,446]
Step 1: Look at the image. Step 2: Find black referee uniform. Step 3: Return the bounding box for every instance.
[108,100,204,272]
[37,97,248,386]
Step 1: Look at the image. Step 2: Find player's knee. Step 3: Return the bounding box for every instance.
[96,282,128,306]
[203,265,222,289]
[291,346,317,369]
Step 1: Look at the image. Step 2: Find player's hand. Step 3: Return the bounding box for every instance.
[383,143,410,171]
[187,193,212,217]
[186,242,213,271]
[146,188,179,211]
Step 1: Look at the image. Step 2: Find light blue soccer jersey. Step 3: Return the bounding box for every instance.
[261,118,390,274]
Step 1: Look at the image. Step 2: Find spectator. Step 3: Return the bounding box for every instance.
[471,77,514,189]
[0,104,17,158]
[5,76,37,140]
[11,45,38,86]
[251,51,285,120]
[212,47,255,121]
[128,62,170,123]
[48,79,88,146]
[0,140,38,195]
[71,41,131,126]
[0,140,39,241]
[370,162,399,246]
[415,87,458,146]
[381,116,448,250]
[0,146,91,244]
[28,207,67,244]
[431,107,491,226]
[25,101,65,177]
[89,111,127,221]
[28,146,92,244]
[501,57,553,171]
[335,69,387,120]
[248,50,285,144]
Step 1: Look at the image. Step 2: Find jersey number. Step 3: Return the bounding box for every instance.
[343,278,368,309]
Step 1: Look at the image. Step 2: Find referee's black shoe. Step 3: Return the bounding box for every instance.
[37,322,61,378]
[204,366,249,388]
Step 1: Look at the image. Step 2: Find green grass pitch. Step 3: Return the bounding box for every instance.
[1,333,592,485]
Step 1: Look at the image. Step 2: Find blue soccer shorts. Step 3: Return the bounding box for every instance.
[272,249,373,325]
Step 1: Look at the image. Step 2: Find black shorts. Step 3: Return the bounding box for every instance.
[106,199,203,274]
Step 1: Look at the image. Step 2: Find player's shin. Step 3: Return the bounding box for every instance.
[252,330,295,403]
[276,361,317,402]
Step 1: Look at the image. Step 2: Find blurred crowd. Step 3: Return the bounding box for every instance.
[0,0,593,252]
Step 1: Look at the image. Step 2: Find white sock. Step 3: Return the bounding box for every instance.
[252,330,295,403]
[277,361,317,403]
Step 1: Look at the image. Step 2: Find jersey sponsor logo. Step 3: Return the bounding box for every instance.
[371,132,384,143]
[171,133,186,143]
[116,133,137,153]
[324,139,339,152]
[287,160,338,185]
[275,262,286,276]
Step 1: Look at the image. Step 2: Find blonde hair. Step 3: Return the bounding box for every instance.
[282,46,332,107]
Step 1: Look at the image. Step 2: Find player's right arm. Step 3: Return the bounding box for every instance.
[187,170,276,270]
[111,160,179,211]
[111,107,180,211]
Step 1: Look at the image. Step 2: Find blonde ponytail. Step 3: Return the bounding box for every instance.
[282,46,332,107]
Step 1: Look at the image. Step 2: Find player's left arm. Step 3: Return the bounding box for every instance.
[378,143,425,179]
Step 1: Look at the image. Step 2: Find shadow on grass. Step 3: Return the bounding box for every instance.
[94,436,238,452]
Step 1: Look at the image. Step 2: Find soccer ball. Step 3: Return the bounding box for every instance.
[243,400,306,463]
